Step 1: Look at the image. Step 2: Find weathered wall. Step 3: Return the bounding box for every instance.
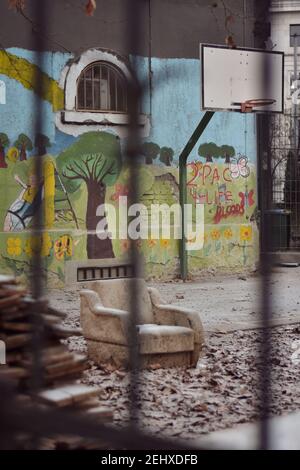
[0,1,256,56]
[0,1,261,285]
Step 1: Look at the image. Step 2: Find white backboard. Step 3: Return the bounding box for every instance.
[201,44,284,114]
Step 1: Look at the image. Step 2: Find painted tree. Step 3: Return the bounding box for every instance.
[198,142,220,163]
[56,131,122,259]
[220,144,235,164]
[160,147,174,167]
[0,133,9,168]
[141,142,160,165]
[15,133,33,161]
[35,133,51,156]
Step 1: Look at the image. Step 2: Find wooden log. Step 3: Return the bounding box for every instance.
[47,324,83,338]
[47,306,67,319]
[0,293,23,309]
[5,333,32,350]
[85,406,113,421]
[0,321,32,332]
[21,348,73,367]
[6,351,23,364]
[0,366,29,380]
[45,354,86,379]
[36,383,99,407]
[0,275,17,285]
[0,285,27,298]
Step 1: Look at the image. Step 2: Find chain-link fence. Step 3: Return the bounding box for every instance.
[0,0,292,451]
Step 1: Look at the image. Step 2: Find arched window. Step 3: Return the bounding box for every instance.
[59,48,149,137]
[77,62,127,112]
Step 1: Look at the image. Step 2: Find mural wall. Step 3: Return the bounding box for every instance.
[0,48,259,286]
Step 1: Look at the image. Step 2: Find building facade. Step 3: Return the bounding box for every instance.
[266,1,300,248]
[0,0,269,286]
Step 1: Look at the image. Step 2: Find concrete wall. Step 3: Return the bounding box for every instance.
[0,0,257,57]
[0,1,262,285]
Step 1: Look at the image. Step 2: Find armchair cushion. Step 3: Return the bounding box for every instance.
[138,324,194,355]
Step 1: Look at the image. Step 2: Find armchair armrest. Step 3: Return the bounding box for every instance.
[154,304,204,345]
[148,288,204,346]
[80,289,129,345]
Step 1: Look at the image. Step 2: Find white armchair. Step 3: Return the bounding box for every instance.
[80,278,204,368]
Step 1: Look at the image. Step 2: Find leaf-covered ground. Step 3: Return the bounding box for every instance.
[50,271,300,443]
[65,325,300,443]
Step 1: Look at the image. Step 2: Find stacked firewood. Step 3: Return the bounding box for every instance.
[0,274,86,385]
[0,274,112,449]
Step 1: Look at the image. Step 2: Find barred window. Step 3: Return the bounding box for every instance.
[77,62,127,112]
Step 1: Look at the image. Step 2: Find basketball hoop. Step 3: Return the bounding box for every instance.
[234,99,277,113]
[201,45,284,114]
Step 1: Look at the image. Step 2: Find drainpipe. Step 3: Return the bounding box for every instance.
[293,37,299,151]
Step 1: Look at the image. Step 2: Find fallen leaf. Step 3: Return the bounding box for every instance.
[85,0,96,16]
[148,363,161,370]
[8,0,25,11]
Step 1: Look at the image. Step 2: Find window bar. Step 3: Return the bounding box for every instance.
[115,73,118,112]
[84,72,86,109]
[108,67,111,111]
[99,64,102,110]
[97,64,102,111]
[92,66,95,110]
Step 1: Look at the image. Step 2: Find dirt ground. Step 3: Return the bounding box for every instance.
[49,268,300,443]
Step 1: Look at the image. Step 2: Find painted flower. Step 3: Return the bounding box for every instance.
[147,238,157,248]
[210,229,221,241]
[160,239,170,248]
[240,225,253,242]
[24,236,40,258]
[223,228,233,240]
[6,147,19,163]
[134,239,143,250]
[186,232,205,249]
[54,235,73,260]
[120,239,131,252]
[7,237,22,256]
[24,233,52,258]
[41,232,52,257]
[147,239,157,248]
[186,234,196,244]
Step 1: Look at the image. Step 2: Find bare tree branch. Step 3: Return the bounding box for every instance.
[91,153,103,180]
[98,161,117,183]
[71,159,89,181]
[64,164,87,183]
[62,169,83,182]
[81,155,94,179]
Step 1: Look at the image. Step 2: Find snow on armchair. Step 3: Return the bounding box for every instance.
[80,278,205,368]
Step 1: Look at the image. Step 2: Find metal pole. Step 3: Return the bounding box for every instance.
[179,111,214,280]
[293,37,299,151]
